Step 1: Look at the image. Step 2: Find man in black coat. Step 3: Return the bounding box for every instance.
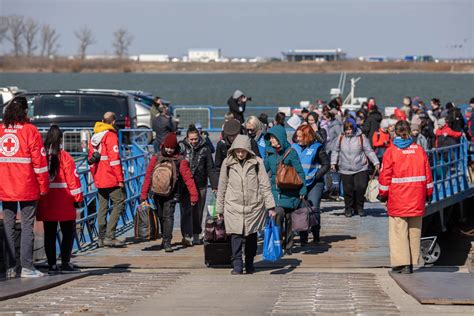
[152,104,178,152]
[179,126,218,246]
[227,90,249,124]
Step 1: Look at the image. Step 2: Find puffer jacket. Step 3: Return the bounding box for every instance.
[330,129,380,175]
[325,118,343,153]
[180,137,218,190]
[264,125,307,209]
[216,135,275,236]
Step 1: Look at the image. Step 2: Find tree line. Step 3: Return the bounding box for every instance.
[0,15,133,59]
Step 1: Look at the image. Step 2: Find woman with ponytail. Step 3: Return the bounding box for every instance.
[37,125,84,274]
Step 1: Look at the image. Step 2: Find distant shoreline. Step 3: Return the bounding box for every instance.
[1,57,473,73]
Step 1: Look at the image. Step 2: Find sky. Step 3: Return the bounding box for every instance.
[1,0,473,58]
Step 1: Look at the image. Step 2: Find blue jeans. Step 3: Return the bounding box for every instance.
[300,181,324,243]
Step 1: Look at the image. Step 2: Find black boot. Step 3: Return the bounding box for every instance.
[245,260,256,274]
[163,241,174,253]
[344,208,353,217]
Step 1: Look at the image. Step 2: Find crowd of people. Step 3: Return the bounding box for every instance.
[1,93,473,278]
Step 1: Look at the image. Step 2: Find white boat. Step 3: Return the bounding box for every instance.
[330,72,367,112]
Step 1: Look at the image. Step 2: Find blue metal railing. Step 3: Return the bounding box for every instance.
[426,137,471,203]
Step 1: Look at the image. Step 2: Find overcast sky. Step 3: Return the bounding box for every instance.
[1,0,473,58]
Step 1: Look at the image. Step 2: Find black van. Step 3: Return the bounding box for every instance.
[13,90,138,129]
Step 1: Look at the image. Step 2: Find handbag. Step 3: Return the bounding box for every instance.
[365,171,379,203]
[292,200,319,231]
[276,148,303,190]
[262,217,283,262]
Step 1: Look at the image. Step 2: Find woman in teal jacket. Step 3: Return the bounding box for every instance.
[264,125,307,255]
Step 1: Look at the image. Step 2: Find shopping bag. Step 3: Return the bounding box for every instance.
[365,172,379,203]
[207,193,217,217]
[262,218,283,262]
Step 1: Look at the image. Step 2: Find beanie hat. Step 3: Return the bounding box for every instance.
[438,118,446,127]
[162,132,178,149]
[223,119,241,136]
[410,123,420,132]
[233,90,244,99]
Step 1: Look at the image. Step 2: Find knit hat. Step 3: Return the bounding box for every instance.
[162,132,178,148]
[233,90,244,99]
[345,117,358,133]
[438,118,446,127]
[380,119,390,130]
[410,123,420,132]
[223,119,241,136]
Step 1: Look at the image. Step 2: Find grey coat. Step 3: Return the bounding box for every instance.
[330,129,380,175]
[326,118,343,153]
[414,133,429,152]
[216,135,275,236]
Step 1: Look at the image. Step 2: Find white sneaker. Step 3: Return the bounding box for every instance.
[6,267,19,278]
[21,267,45,278]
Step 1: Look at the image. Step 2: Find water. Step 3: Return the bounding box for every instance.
[1,73,472,107]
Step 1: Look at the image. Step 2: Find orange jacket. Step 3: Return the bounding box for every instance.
[378,143,433,217]
[37,150,84,221]
[88,123,124,189]
[0,122,49,201]
[372,128,391,149]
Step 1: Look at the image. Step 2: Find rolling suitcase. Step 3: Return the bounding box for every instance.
[203,240,232,267]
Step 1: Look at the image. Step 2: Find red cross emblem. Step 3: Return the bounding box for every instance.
[0,134,20,157]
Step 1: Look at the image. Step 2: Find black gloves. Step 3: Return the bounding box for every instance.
[376,194,388,203]
[74,201,84,208]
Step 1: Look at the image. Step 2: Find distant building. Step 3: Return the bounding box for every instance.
[135,54,170,62]
[404,55,434,62]
[283,49,346,62]
[359,56,388,62]
[188,49,221,62]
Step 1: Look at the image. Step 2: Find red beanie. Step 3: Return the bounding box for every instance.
[162,132,178,148]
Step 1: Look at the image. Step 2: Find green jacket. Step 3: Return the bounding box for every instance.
[264,125,307,209]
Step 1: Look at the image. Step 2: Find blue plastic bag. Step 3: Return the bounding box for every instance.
[262,217,283,262]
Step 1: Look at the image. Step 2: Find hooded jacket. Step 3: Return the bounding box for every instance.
[0,122,49,201]
[331,128,380,175]
[379,138,433,217]
[88,122,124,189]
[180,136,218,190]
[216,135,275,236]
[362,109,383,145]
[227,97,246,124]
[264,125,307,209]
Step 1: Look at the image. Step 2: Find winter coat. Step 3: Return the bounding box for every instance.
[372,128,392,159]
[227,97,246,124]
[216,135,275,236]
[264,125,307,209]
[435,125,462,148]
[446,107,465,132]
[330,129,380,175]
[0,122,49,201]
[37,150,84,222]
[152,114,178,148]
[412,134,429,152]
[140,152,198,204]
[325,119,343,153]
[379,142,433,217]
[180,137,218,190]
[215,138,231,170]
[88,122,124,189]
[362,110,383,145]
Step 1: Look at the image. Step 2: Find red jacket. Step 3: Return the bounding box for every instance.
[378,143,433,217]
[372,128,391,149]
[0,122,49,201]
[141,153,198,203]
[88,123,124,189]
[37,150,84,221]
[435,125,462,148]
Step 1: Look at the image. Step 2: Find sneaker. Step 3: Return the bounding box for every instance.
[285,249,293,256]
[163,242,174,253]
[21,267,45,278]
[48,265,62,275]
[358,209,366,217]
[61,263,81,274]
[231,269,243,275]
[104,238,126,248]
[193,234,203,245]
[181,237,193,248]
[344,209,353,217]
[6,267,20,278]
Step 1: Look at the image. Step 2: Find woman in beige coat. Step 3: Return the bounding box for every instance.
[217,135,276,275]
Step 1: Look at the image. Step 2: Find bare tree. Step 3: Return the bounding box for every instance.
[40,24,60,57]
[6,15,25,57]
[24,17,39,56]
[112,28,133,59]
[74,26,95,59]
[0,16,8,44]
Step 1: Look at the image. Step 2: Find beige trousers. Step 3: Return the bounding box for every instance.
[388,216,422,267]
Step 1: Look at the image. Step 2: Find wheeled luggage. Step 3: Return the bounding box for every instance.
[203,240,232,267]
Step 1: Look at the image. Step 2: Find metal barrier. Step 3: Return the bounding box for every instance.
[68,129,152,252]
[426,137,470,203]
[38,127,92,156]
